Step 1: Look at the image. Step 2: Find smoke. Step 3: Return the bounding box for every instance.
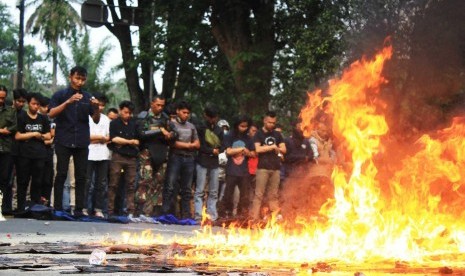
[382,0,465,137]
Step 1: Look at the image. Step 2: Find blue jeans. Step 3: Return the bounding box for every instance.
[194,164,219,221]
[162,154,195,219]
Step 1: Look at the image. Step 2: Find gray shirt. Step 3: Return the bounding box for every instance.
[171,119,198,156]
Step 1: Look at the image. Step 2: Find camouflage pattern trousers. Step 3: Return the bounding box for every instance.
[136,149,165,216]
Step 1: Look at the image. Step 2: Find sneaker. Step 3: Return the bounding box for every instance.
[82,209,89,216]
[94,210,104,218]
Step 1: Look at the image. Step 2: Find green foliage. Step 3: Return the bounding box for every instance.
[57,31,114,94]
[0,2,18,87]
[272,0,346,121]
[26,0,84,87]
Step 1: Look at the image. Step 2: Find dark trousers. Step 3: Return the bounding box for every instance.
[0,152,12,212]
[162,154,195,219]
[223,174,250,217]
[16,156,45,211]
[107,153,137,215]
[85,160,109,212]
[40,154,54,205]
[53,144,88,211]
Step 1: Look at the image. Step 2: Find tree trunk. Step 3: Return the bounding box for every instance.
[106,0,145,112]
[210,0,275,117]
[138,1,156,107]
[52,39,58,92]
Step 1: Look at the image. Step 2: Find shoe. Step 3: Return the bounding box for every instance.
[94,210,104,218]
[127,214,141,223]
[82,209,89,216]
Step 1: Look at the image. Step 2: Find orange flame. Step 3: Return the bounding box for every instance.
[112,44,465,271]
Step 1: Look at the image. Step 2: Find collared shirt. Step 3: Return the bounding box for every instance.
[109,117,139,157]
[0,105,17,153]
[49,87,94,148]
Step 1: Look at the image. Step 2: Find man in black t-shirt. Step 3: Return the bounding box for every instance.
[249,111,286,221]
[14,93,51,211]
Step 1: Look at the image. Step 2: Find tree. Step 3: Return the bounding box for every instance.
[57,31,114,95]
[272,0,346,124]
[210,0,276,116]
[0,2,19,87]
[26,0,84,91]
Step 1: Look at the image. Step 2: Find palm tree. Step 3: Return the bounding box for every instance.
[26,0,84,91]
[58,31,114,95]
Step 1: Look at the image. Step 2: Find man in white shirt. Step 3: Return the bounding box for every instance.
[84,93,111,218]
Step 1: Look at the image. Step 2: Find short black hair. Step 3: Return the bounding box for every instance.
[204,104,219,118]
[265,110,277,118]
[26,92,43,103]
[39,95,50,107]
[107,107,118,114]
[0,85,8,94]
[176,100,191,111]
[92,92,108,104]
[152,95,165,102]
[70,66,87,76]
[119,100,135,112]
[13,88,28,100]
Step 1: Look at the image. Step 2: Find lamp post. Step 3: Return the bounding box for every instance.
[16,0,25,89]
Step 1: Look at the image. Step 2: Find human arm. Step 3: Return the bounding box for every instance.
[111,136,139,146]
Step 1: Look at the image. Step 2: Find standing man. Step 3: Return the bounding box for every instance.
[0,85,16,214]
[14,92,51,211]
[48,66,100,215]
[249,111,286,221]
[193,105,223,222]
[162,100,199,219]
[84,92,111,218]
[136,95,175,217]
[107,101,139,218]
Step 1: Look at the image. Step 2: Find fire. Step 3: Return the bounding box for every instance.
[111,44,465,271]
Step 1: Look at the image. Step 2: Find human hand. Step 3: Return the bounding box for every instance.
[67,93,83,104]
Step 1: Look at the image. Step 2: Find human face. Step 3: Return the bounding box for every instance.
[119,107,133,122]
[238,121,249,134]
[107,111,118,120]
[248,125,257,137]
[69,72,87,91]
[14,97,26,111]
[263,116,277,132]
[150,98,165,115]
[28,97,40,115]
[98,101,106,114]
[206,115,219,126]
[0,91,6,107]
[176,108,190,122]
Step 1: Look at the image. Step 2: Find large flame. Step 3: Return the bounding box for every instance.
[115,44,465,271]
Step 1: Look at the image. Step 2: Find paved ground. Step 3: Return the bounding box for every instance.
[0,217,203,275]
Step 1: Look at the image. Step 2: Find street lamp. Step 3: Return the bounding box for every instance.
[16,0,25,89]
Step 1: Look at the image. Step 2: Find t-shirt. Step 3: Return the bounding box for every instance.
[171,119,198,156]
[223,131,255,176]
[16,112,50,159]
[88,114,111,161]
[254,128,284,170]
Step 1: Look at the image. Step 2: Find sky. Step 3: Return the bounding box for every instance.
[3,0,124,85]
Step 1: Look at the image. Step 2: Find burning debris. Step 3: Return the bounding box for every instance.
[3,42,465,275]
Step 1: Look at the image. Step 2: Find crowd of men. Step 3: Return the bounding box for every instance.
[0,66,337,224]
